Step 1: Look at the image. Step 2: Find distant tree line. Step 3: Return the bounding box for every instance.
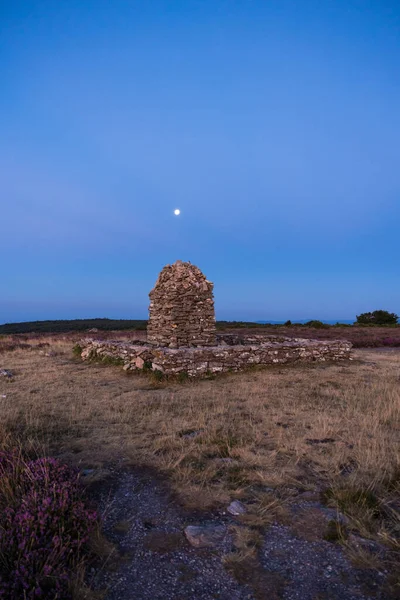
[0,318,147,335]
[355,310,398,325]
[0,310,398,335]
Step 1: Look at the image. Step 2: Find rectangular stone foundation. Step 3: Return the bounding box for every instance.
[80,336,352,377]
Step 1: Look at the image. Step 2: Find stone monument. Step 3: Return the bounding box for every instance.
[147,260,216,348]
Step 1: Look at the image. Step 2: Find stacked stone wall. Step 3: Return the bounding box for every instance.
[80,336,352,377]
[147,261,216,348]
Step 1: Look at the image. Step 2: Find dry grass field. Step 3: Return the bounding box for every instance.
[0,334,399,595]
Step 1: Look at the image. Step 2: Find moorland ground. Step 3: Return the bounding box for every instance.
[0,331,399,598]
[2,323,400,350]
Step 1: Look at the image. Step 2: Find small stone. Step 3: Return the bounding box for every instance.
[348,533,383,552]
[227,500,246,516]
[321,508,350,526]
[184,524,226,548]
[0,369,13,378]
[135,356,145,369]
[123,363,131,371]
[179,428,204,439]
[81,469,95,476]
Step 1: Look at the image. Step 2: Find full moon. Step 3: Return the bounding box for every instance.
[174,209,181,216]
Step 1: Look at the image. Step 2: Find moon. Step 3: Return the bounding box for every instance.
[174,209,181,216]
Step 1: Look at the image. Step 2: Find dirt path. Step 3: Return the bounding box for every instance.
[92,469,253,600]
[91,469,388,600]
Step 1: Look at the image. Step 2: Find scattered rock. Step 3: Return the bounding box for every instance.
[320,507,350,526]
[0,369,13,379]
[81,468,95,477]
[184,524,226,548]
[227,500,247,516]
[339,459,357,476]
[179,428,204,439]
[135,356,145,369]
[348,533,385,554]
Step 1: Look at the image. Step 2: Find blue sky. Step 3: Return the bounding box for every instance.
[1,0,399,323]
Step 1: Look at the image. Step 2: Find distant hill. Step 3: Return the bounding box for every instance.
[0,318,285,334]
[0,318,147,335]
[0,317,356,335]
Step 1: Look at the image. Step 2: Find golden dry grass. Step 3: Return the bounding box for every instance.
[0,337,399,582]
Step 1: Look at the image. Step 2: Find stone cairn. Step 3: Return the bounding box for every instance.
[79,260,353,376]
[147,260,216,348]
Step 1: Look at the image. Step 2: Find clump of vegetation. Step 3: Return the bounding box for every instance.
[356,310,399,325]
[322,486,382,518]
[72,343,82,356]
[99,355,125,367]
[0,450,97,599]
[151,369,165,382]
[176,371,189,383]
[323,519,348,542]
[304,320,330,328]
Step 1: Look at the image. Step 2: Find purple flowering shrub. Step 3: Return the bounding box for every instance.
[0,451,97,599]
[381,337,400,347]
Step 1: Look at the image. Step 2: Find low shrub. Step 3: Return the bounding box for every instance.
[382,337,400,347]
[142,360,153,372]
[151,369,165,382]
[356,310,398,325]
[72,343,82,356]
[0,450,97,599]
[304,320,330,329]
[100,354,124,366]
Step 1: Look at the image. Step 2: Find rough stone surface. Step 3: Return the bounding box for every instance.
[80,335,352,377]
[227,500,247,516]
[147,260,216,348]
[184,525,227,548]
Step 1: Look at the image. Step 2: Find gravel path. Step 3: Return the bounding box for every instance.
[93,470,254,600]
[91,469,390,600]
[261,524,384,600]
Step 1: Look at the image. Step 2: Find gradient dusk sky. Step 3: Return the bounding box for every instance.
[1,0,399,323]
